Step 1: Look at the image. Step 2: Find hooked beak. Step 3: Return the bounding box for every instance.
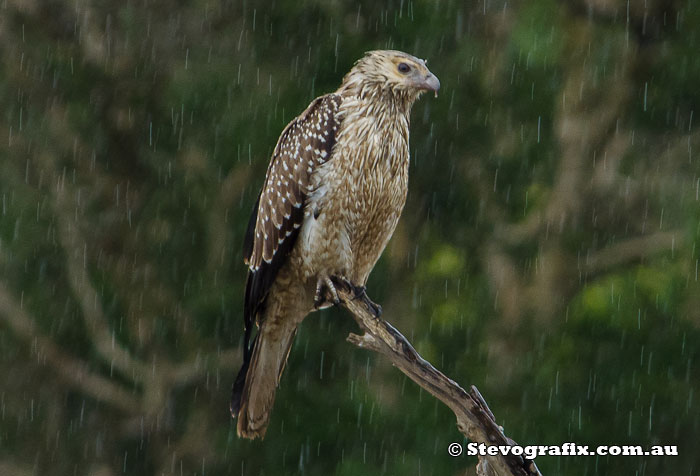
[416,72,440,97]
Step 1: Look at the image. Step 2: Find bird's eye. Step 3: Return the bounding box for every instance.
[397,62,411,74]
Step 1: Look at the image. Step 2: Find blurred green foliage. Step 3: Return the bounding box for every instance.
[1,1,699,475]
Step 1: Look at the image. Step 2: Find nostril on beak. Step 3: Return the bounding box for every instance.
[424,74,440,97]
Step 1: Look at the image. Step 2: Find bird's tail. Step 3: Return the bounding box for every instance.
[231,316,298,439]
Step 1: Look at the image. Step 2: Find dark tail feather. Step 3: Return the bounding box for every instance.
[230,333,257,417]
[232,270,259,417]
[232,266,300,439]
[232,319,297,439]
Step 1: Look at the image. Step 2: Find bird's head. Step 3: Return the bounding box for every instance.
[340,50,440,104]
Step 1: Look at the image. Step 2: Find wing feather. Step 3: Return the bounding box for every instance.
[245,94,342,271]
[236,94,342,379]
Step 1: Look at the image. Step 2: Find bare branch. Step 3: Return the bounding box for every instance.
[337,282,541,476]
[582,230,682,276]
[0,282,140,413]
[46,155,150,384]
[166,347,241,387]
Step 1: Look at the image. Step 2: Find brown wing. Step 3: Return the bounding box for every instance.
[232,94,343,416]
[246,93,342,271]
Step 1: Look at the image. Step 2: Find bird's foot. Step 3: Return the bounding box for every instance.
[313,275,340,310]
[332,277,382,318]
[355,286,383,318]
[314,276,383,317]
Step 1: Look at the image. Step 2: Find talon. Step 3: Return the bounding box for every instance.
[364,299,381,318]
[337,279,383,318]
[314,276,341,309]
[322,276,339,305]
[314,279,325,309]
[313,293,324,310]
[351,284,367,300]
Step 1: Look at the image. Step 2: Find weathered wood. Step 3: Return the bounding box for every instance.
[335,279,542,476]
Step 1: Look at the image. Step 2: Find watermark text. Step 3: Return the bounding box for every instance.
[447,442,678,459]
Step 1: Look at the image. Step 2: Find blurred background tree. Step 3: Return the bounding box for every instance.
[1,0,698,475]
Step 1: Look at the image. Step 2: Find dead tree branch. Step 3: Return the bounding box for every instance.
[53,182,151,384]
[582,230,682,276]
[335,281,542,476]
[0,282,141,413]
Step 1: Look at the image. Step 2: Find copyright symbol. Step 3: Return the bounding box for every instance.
[448,442,463,457]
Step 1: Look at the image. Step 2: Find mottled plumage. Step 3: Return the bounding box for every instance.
[232,50,439,439]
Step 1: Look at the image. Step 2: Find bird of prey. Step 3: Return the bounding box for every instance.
[231,50,440,439]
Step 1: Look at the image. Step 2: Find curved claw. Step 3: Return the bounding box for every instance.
[314,275,340,310]
[367,300,382,318]
[331,277,382,318]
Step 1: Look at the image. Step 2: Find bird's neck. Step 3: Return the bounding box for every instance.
[335,84,413,175]
[338,81,419,117]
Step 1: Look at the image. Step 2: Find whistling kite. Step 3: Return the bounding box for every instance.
[231,50,440,439]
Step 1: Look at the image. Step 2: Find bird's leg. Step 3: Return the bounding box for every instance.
[354,286,382,318]
[314,275,340,309]
[331,276,382,318]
